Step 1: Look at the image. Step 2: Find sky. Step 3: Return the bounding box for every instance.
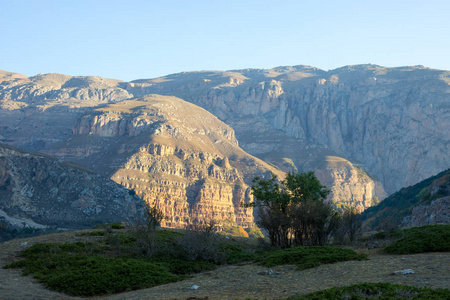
[1,0,449,81]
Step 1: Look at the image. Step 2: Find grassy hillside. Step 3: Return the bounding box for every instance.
[362,169,450,231]
[3,224,366,297]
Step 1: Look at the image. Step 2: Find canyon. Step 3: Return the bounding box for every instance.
[0,64,449,229]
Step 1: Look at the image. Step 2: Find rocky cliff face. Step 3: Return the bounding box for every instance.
[127,65,449,195]
[0,70,131,103]
[0,71,131,151]
[314,156,379,212]
[47,95,281,231]
[401,172,450,227]
[0,143,144,229]
[362,169,450,230]
[1,65,448,225]
[224,115,385,211]
[401,197,450,227]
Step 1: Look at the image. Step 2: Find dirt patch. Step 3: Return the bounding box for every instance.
[1,232,449,300]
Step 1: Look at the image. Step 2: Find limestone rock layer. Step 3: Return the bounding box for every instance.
[49,95,281,230]
[127,65,449,195]
[1,65,448,227]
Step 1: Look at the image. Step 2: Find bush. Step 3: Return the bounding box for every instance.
[221,243,255,264]
[130,203,166,258]
[249,172,334,248]
[111,222,125,229]
[80,230,107,236]
[287,282,450,299]
[384,225,450,254]
[3,240,214,296]
[175,219,227,263]
[6,252,179,296]
[256,246,367,270]
[333,206,363,245]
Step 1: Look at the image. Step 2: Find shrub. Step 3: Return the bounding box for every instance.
[111,222,125,229]
[175,219,226,263]
[384,225,450,254]
[333,206,362,245]
[256,246,367,270]
[6,253,179,296]
[3,239,215,296]
[79,230,107,236]
[220,243,255,264]
[130,203,166,258]
[248,172,334,248]
[287,282,450,299]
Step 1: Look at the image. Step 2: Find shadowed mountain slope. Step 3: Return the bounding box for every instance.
[0,143,144,230]
[362,169,450,230]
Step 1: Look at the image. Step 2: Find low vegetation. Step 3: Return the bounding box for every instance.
[256,246,367,270]
[4,242,183,296]
[4,175,447,298]
[362,169,450,231]
[0,222,44,242]
[3,229,217,296]
[3,219,369,296]
[287,282,450,300]
[248,171,364,249]
[384,225,450,254]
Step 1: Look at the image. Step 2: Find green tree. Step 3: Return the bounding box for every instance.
[248,171,335,248]
[333,205,362,245]
[250,174,291,248]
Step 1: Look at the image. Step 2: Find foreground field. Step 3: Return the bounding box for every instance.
[0,228,449,300]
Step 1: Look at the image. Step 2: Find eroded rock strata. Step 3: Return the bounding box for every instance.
[0,143,144,229]
[49,95,281,230]
[127,65,449,195]
[1,65,449,227]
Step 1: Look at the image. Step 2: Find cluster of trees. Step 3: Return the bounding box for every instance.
[248,171,360,248]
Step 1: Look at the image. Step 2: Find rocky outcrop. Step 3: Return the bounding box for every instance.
[314,156,380,212]
[362,169,450,230]
[402,197,450,227]
[55,95,281,231]
[401,172,450,227]
[127,65,450,195]
[0,71,131,104]
[0,71,132,152]
[0,143,144,229]
[1,65,448,225]
[113,147,255,228]
[222,115,385,210]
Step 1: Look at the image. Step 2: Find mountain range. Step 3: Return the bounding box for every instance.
[0,64,449,230]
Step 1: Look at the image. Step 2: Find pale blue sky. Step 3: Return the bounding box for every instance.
[1,0,449,81]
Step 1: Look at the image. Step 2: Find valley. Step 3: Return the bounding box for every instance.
[0,64,449,231]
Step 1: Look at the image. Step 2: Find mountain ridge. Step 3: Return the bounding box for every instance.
[362,169,450,230]
[1,64,448,223]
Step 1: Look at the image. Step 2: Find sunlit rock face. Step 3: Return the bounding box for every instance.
[0,70,132,151]
[0,70,131,103]
[0,143,144,229]
[48,95,281,230]
[127,65,450,196]
[1,64,448,225]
